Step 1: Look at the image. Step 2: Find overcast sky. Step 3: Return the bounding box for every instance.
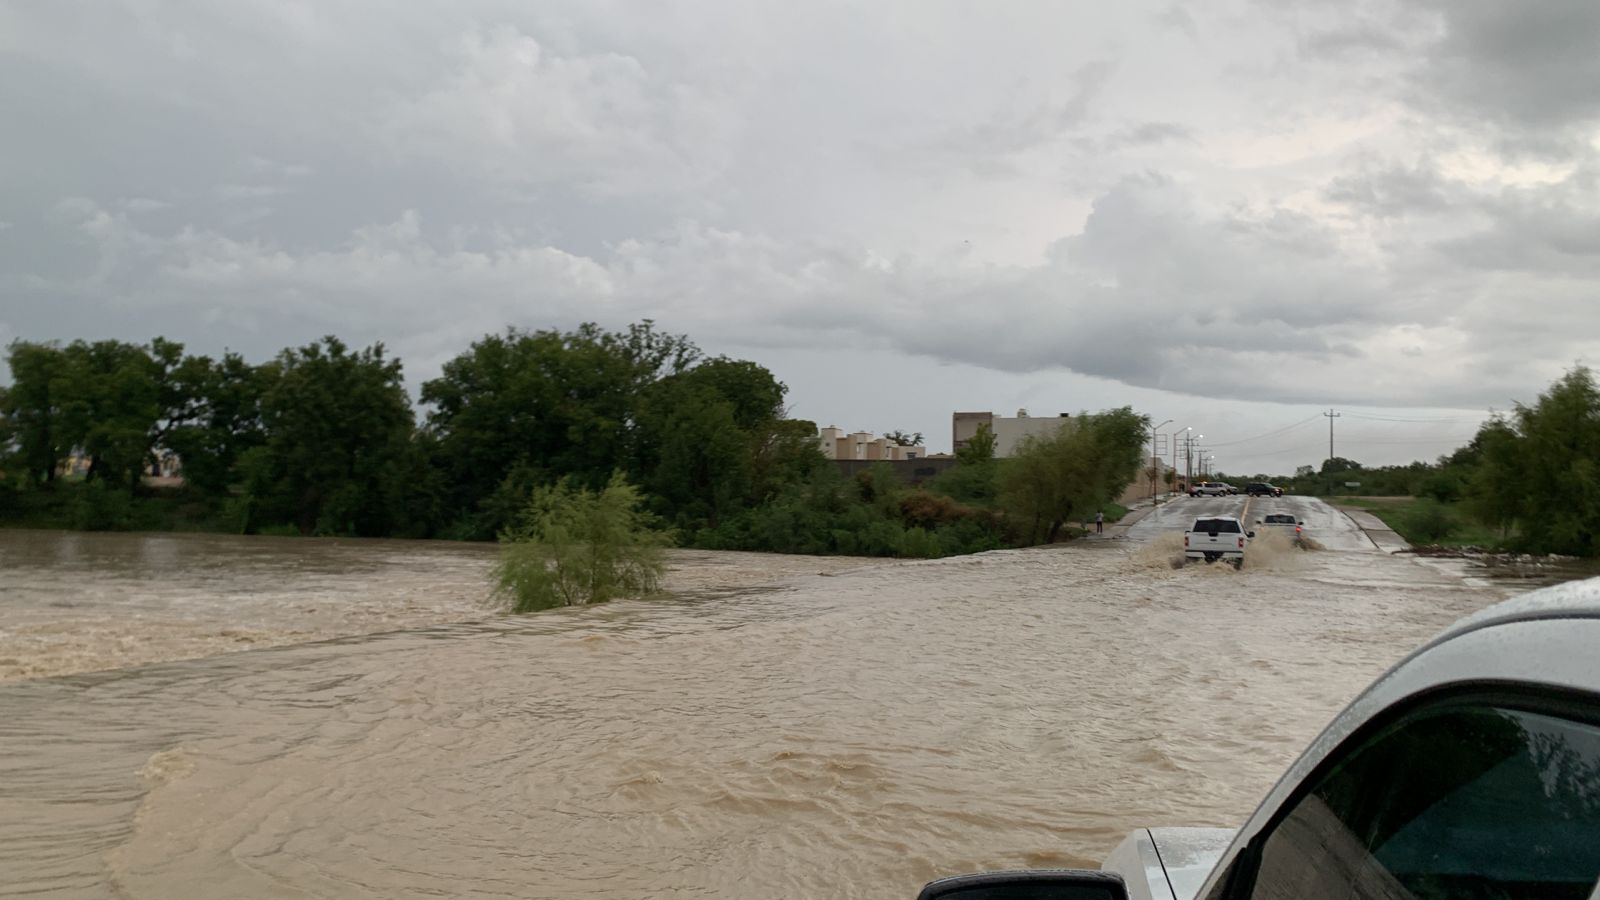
[3,1,1597,474]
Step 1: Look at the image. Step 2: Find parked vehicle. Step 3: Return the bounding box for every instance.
[1189,482,1228,497]
[1255,513,1304,546]
[1217,482,1238,495]
[919,578,1600,900]
[1183,516,1251,568]
[1244,482,1282,497]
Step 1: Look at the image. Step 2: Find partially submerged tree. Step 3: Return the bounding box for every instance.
[493,473,671,613]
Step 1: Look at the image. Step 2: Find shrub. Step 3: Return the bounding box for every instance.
[493,473,671,613]
[69,481,134,531]
[1402,498,1455,543]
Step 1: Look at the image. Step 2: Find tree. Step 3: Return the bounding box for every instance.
[998,407,1149,545]
[51,340,163,488]
[956,422,996,465]
[1468,368,1600,555]
[163,351,271,495]
[1320,456,1362,475]
[885,430,924,447]
[632,356,790,527]
[422,321,699,536]
[246,337,415,535]
[492,473,670,612]
[1,341,70,483]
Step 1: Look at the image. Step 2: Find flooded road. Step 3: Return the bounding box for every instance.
[1,502,1511,898]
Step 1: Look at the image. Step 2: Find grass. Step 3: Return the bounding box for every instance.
[1336,496,1506,549]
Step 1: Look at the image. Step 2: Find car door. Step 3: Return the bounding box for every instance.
[1203,690,1600,900]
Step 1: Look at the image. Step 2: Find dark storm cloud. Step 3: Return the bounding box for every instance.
[1411,0,1600,141]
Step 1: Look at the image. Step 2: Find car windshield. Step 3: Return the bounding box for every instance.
[1194,519,1242,533]
[1265,515,1296,524]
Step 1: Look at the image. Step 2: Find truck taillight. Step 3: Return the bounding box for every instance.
[1183,535,1189,547]
[1238,537,1245,548]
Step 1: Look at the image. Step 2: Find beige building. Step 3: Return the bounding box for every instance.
[952,409,1074,458]
[817,426,926,461]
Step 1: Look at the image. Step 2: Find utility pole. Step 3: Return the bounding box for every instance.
[1324,408,1341,495]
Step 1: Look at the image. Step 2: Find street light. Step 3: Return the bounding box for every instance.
[1171,425,1191,492]
[1151,419,1173,500]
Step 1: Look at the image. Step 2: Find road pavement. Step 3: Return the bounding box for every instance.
[1118,493,1378,552]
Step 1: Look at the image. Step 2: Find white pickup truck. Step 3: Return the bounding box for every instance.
[1254,513,1304,547]
[1183,516,1252,568]
[917,578,1600,900]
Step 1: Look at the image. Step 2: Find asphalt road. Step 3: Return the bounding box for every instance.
[1126,493,1376,552]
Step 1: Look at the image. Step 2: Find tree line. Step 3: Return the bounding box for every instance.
[1224,367,1600,557]
[0,323,1151,556]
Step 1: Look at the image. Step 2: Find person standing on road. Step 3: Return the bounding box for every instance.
[1095,511,1104,534]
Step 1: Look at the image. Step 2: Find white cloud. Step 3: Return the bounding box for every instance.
[383,24,736,197]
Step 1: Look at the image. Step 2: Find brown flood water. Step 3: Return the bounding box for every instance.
[1,528,1504,899]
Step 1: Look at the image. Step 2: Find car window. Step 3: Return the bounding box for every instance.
[1264,515,1295,525]
[1243,700,1600,900]
[1193,519,1241,533]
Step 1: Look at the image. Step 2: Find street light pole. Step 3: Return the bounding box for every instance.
[1151,419,1172,501]
[1173,426,1189,492]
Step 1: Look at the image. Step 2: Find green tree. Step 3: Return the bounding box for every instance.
[493,473,670,612]
[422,321,699,536]
[631,356,792,527]
[1320,456,1362,475]
[1469,368,1600,555]
[52,340,162,487]
[645,386,751,527]
[956,422,997,465]
[246,336,415,535]
[998,407,1149,545]
[1,341,71,483]
[750,417,827,502]
[885,430,924,447]
[163,351,271,495]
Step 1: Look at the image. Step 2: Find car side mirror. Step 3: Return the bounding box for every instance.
[1298,521,1305,526]
[1255,519,1262,524]
[917,870,1130,900]
[1247,531,1256,538]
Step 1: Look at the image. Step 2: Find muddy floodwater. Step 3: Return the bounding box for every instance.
[2,505,1510,899]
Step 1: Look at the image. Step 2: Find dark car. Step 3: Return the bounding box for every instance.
[1245,482,1282,497]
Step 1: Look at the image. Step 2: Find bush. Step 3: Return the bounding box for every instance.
[926,461,999,505]
[1402,498,1455,543]
[493,473,671,613]
[1418,472,1464,504]
[69,481,135,531]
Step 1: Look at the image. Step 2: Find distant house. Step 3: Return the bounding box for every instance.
[816,426,925,461]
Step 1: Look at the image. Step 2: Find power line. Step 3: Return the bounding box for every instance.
[1343,412,1480,423]
[1204,415,1323,448]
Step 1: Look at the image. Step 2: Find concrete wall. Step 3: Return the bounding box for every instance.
[832,457,959,486]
